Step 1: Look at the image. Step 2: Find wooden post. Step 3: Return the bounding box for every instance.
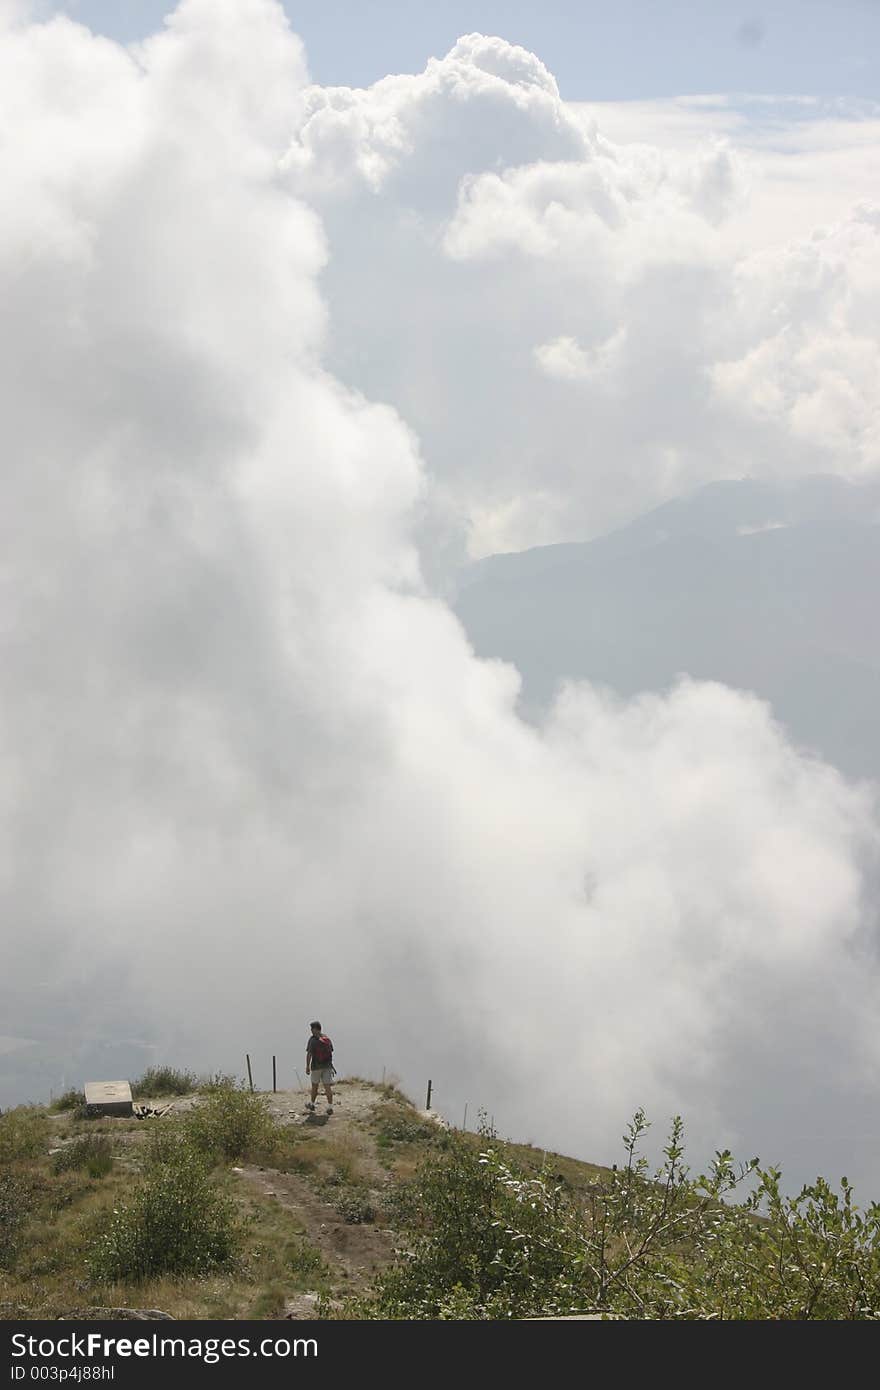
[462,1103,468,1131]
[272,1055,277,1093]
[246,1054,254,1092]
[425,1079,432,1110]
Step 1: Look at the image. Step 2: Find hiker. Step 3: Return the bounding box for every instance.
[305,1020,335,1114]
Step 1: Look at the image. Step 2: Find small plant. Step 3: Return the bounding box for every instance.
[131,1067,198,1098]
[49,1089,86,1113]
[332,1187,377,1225]
[286,1238,326,1277]
[88,1150,240,1282]
[51,1136,114,1179]
[199,1072,240,1093]
[0,1107,48,1165]
[185,1083,277,1162]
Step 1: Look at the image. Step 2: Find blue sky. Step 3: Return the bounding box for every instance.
[50,0,880,99]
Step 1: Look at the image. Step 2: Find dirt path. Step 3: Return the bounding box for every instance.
[239,1163,395,1290]
[237,1080,400,1316]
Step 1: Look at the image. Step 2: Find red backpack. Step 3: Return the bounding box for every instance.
[311,1034,333,1066]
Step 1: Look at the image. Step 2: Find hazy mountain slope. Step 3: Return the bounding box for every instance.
[455,477,880,781]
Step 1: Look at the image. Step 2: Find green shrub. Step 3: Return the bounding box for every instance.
[0,1107,48,1165]
[184,1083,276,1162]
[51,1136,114,1179]
[49,1089,86,1113]
[88,1151,240,1282]
[131,1067,198,1098]
[198,1072,240,1093]
[351,1112,880,1320]
[141,1124,200,1172]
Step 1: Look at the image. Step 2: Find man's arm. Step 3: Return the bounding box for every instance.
[305,1038,312,1074]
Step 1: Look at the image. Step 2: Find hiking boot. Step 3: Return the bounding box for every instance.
[304,1102,316,1112]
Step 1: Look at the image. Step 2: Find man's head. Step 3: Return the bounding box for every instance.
[310,1021,322,1034]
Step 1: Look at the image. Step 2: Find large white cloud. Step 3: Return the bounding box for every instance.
[2,1,880,1195]
[277,40,880,562]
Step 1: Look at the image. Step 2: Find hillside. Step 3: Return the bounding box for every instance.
[0,1074,609,1322]
[3,1072,878,1319]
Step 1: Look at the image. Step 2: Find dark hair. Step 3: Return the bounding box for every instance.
[310,1021,322,1031]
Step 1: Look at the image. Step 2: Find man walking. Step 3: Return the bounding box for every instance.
[305,1020,335,1114]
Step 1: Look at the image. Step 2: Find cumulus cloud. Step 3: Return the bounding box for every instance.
[709,206,880,473]
[2,1,880,1194]
[274,42,879,563]
[283,31,585,203]
[534,329,628,388]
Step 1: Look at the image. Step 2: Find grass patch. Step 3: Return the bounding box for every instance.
[374,1102,440,1148]
[0,1108,49,1165]
[324,1185,377,1226]
[49,1090,86,1114]
[285,1237,326,1277]
[0,1157,332,1320]
[131,1067,198,1099]
[198,1073,240,1094]
[51,1136,114,1179]
[250,1126,320,1176]
[0,1170,46,1269]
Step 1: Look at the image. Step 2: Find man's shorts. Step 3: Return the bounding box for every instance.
[310,1066,334,1085]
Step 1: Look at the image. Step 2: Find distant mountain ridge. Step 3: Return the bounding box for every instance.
[455,475,880,782]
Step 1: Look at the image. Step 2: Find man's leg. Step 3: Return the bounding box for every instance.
[306,1079,318,1111]
[324,1080,333,1112]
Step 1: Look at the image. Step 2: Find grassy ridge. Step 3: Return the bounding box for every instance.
[2,1078,879,1320]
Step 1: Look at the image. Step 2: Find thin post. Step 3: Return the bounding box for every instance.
[462,1103,468,1130]
[425,1078,432,1110]
[246,1054,254,1092]
[272,1055,277,1093]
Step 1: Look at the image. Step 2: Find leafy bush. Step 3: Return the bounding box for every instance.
[51,1136,114,1179]
[131,1067,198,1098]
[88,1151,240,1282]
[184,1083,276,1162]
[0,1107,48,1165]
[351,1112,880,1320]
[49,1089,86,1113]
